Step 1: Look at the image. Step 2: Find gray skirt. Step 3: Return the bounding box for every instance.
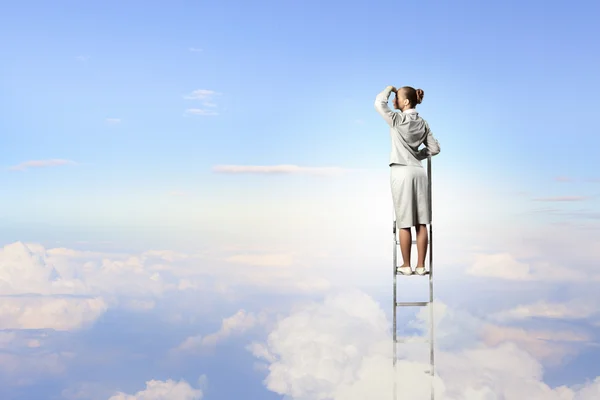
[390,164,431,229]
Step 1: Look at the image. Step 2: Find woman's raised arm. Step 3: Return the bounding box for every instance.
[374,86,401,127]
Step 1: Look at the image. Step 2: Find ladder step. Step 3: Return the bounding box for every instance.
[395,268,430,276]
[394,240,418,245]
[396,301,429,307]
[395,336,429,344]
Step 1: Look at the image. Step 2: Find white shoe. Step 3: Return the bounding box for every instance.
[397,265,413,275]
[415,266,427,275]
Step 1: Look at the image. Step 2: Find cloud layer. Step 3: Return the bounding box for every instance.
[249,290,600,400]
[108,378,205,400]
[8,159,76,171]
[211,164,352,176]
[184,89,220,116]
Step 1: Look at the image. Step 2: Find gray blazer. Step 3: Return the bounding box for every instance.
[374,86,440,167]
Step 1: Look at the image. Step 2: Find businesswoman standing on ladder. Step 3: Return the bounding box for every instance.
[375,85,441,276]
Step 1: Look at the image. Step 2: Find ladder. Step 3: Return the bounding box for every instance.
[392,156,435,400]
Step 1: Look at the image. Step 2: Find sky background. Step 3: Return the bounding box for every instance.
[1,0,600,399]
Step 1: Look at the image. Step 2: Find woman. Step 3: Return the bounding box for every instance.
[374,85,440,275]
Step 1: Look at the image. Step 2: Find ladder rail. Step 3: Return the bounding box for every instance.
[392,156,434,400]
[392,217,397,399]
[428,156,434,400]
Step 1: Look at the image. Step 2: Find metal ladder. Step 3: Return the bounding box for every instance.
[392,156,435,400]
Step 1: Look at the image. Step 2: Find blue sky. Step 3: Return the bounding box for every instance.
[2,0,599,234]
[1,0,600,399]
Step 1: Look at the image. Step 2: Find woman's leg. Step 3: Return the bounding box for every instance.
[399,227,412,267]
[415,224,428,268]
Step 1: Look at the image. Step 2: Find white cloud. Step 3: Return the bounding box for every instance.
[466,252,591,282]
[141,249,192,262]
[0,296,107,330]
[187,246,331,295]
[175,335,204,352]
[202,309,263,346]
[183,89,220,116]
[249,289,600,400]
[188,47,203,52]
[467,253,533,280]
[175,309,266,353]
[532,196,589,202]
[0,242,64,294]
[482,223,600,276]
[216,259,330,294]
[0,242,179,298]
[108,378,204,400]
[575,378,600,398]
[0,241,203,334]
[481,324,592,365]
[491,300,598,322]
[8,159,77,171]
[185,108,218,116]
[249,289,390,399]
[46,247,119,259]
[1,240,329,315]
[211,164,353,176]
[106,118,121,124]
[225,253,295,267]
[183,89,218,100]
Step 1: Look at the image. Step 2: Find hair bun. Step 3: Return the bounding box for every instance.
[415,88,424,104]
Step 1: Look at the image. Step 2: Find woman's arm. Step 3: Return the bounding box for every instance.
[374,86,400,127]
[416,125,441,160]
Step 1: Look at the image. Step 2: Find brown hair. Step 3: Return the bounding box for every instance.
[399,86,424,107]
